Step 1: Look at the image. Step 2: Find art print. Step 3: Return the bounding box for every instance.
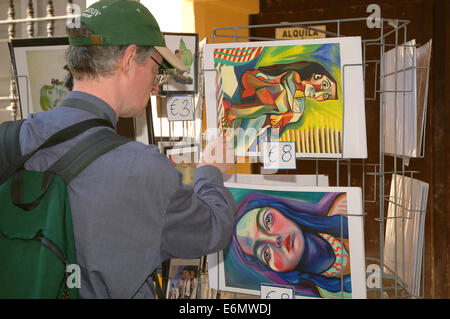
[9,37,71,119]
[383,39,417,157]
[215,183,366,298]
[415,39,432,157]
[161,32,199,94]
[166,258,201,299]
[382,39,431,158]
[204,37,366,158]
[384,174,429,297]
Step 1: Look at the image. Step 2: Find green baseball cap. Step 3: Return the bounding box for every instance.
[69,0,186,71]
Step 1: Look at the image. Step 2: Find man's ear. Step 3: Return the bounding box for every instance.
[120,44,138,75]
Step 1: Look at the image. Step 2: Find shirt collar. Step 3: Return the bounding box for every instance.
[64,91,118,129]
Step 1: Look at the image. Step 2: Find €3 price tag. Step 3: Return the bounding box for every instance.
[262,141,296,170]
[260,283,295,299]
[166,95,195,121]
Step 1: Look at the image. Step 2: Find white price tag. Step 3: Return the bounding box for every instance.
[260,283,295,299]
[262,141,296,170]
[166,95,195,121]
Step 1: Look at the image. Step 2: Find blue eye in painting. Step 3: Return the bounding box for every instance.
[262,246,271,265]
[264,212,273,229]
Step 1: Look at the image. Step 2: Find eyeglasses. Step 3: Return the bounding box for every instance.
[150,55,171,86]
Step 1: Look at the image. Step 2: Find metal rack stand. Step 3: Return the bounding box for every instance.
[204,16,429,299]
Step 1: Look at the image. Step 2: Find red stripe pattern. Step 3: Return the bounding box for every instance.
[214,47,263,65]
[319,233,350,278]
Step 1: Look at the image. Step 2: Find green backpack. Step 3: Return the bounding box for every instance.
[0,99,130,298]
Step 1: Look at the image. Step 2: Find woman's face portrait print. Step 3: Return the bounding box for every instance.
[235,206,305,272]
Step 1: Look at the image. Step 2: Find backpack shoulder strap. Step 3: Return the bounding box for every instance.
[9,129,130,211]
[0,118,114,186]
[46,98,130,183]
[48,129,130,184]
[0,119,25,173]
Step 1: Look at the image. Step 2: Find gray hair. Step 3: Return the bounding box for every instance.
[66,23,154,80]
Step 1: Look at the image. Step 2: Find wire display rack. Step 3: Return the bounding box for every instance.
[203,16,430,299]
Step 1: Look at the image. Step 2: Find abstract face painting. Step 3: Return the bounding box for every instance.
[204,37,367,159]
[208,41,342,155]
[218,184,366,299]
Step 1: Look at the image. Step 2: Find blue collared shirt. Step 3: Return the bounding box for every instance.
[19,91,236,298]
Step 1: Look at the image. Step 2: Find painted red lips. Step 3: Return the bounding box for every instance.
[283,234,293,252]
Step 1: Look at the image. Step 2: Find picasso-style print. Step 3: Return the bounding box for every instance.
[213,43,343,155]
[223,188,352,298]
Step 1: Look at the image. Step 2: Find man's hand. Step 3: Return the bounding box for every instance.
[198,131,235,174]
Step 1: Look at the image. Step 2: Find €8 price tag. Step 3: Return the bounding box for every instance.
[262,141,296,170]
[166,95,195,121]
[260,283,295,299]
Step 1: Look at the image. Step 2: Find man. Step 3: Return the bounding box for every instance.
[19,0,236,298]
[188,268,198,299]
[177,267,192,299]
